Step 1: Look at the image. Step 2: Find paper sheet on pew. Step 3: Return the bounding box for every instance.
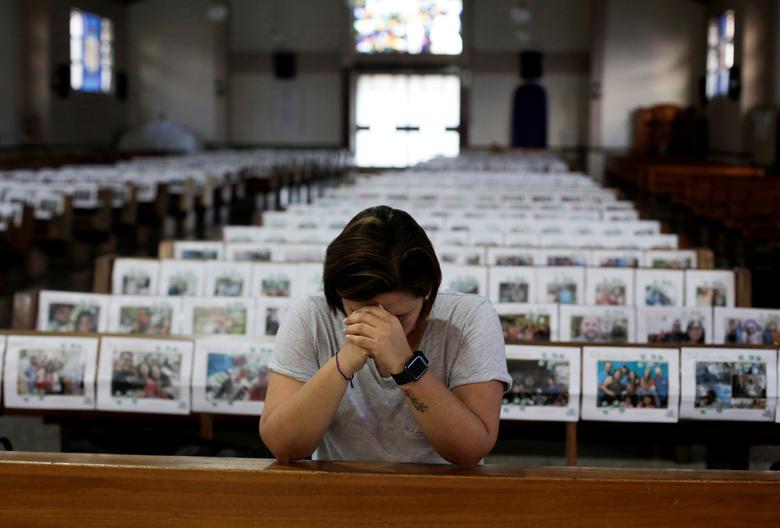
[181,297,256,337]
[581,346,680,423]
[159,260,207,296]
[585,267,636,307]
[224,242,276,263]
[488,267,537,304]
[487,247,540,266]
[205,261,253,297]
[96,336,193,415]
[0,202,23,228]
[501,345,581,422]
[3,335,99,411]
[635,269,685,307]
[679,347,778,421]
[33,191,66,220]
[173,241,225,261]
[494,303,560,343]
[685,270,736,308]
[635,306,714,345]
[640,234,679,250]
[644,250,697,269]
[559,305,636,344]
[112,258,162,295]
[37,290,110,333]
[589,249,644,268]
[191,336,274,415]
[0,186,63,220]
[107,295,183,336]
[127,175,158,203]
[711,307,780,345]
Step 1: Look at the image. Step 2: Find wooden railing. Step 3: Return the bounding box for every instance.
[0,452,778,527]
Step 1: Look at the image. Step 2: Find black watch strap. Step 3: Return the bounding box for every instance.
[391,351,429,385]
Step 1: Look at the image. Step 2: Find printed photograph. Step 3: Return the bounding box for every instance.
[118,305,173,336]
[495,254,535,266]
[181,249,219,260]
[597,360,670,409]
[122,272,152,295]
[643,280,678,306]
[591,252,640,268]
[594,278,627,305]
[545,279,578,304]
[206,353,270,403]
[233,249,272,262]
[646,316,707,344]
[498,280,530,303]
[261,275,291,297]
[264,307,283,336]
[166,271,199,296]
[725,317,780,345]
[645,251,696,269]
[446,275,480,294]
[570,313,629,343]
[111,350,181,400]
[504,359,569,407]
[695,283,729,307]
[193,306,248,335]
[17,348,86,396]
[281,247,326,263]
[437,248,482,266]
[500,313,551,343]
[213,274,246,296]
[695,362,767,410]
[45,302,100,333]
[545,255,585,266]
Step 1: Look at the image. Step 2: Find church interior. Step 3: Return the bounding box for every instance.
[1,0,780,525]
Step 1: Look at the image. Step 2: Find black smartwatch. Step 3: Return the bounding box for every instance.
[391,351,429,385]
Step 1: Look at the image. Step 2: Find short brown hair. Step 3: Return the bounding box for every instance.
[323,206,441,317]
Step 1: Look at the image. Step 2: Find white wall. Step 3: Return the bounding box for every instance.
[227,0,344,145]
[48,0,128,145]
[230,72,341,145]
[471,0,592,53]
[469,73,589,148]
[468,0,592,148]
[128,0,222,143]
[230,0,345,52]
[596,0,705,149]
[0,0,21,146]
[706,0,776,154]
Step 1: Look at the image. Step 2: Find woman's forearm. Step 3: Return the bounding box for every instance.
[398,374,499,468]
[260,356,349,461]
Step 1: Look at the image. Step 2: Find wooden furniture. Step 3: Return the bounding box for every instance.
[0,452,778,527]
[632,105,698,156]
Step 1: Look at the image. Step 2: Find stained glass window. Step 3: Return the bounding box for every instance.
[352,0,463,55]
[70,9,113,93]
[705,10,735,99]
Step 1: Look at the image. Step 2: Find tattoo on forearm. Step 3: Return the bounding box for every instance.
[402,388,428,413]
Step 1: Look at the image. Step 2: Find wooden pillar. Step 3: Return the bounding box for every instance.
[565,422,577,466]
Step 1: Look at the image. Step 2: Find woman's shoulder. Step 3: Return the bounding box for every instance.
[287,294,333,320]
[431,290,495,323]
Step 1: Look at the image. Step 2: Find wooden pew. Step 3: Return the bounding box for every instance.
[0,452,778,528]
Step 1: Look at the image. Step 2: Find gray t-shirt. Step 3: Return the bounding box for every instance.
[268,290,512,464]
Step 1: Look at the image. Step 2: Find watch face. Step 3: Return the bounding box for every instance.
[407,354,428,380]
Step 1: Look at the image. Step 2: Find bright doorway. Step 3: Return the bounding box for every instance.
[354,73,461,167]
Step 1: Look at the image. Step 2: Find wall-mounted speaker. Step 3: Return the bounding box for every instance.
[116,71,128,101]
[272,51,297,80]
[52,64,70,98]
[728,65,741,101]
[519,51,543,81]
